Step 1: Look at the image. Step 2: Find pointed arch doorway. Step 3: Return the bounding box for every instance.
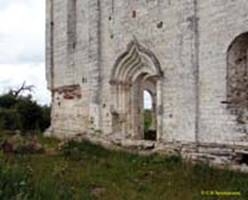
[110,40,163,140]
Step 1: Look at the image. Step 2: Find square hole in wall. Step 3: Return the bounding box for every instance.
[132,10,136,18]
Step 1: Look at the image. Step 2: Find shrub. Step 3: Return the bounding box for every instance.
[39,105,51,132]
[0,108,21,131]
[143,109,152,133]
[0,93,51,133]
[15,97,43,132]
[0,94,17,109]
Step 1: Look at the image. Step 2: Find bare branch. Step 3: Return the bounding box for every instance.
[9,81,35,97]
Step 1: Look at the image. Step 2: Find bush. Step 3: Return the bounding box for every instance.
[0,94,17,109]
[0,93,51,133]
[39,105,51,132]
[0,108,21,131]
[143,109,152,133]
[15,97,43,131]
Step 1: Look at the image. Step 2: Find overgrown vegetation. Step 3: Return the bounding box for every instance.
[1,133,248,200]
[143,109,156,140]
[143,109,152,133]
[0,82,50,133]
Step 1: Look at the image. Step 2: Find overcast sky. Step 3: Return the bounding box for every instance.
[0,0,50,105]
[0,1,152,108]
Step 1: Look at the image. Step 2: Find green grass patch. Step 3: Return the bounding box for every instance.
[0,134,248,200]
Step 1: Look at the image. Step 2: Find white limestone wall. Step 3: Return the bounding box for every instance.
[198,0,248,145]
[46,0,248,148]
[46,0,92,136]
[99,0,198,142]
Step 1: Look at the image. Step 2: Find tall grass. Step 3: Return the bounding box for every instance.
[0,137,248,200]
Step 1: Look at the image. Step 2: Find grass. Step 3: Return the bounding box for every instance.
[1,133,248,200]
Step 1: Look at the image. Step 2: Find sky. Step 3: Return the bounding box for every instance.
[0,0,50,105]
[0,0,151,108]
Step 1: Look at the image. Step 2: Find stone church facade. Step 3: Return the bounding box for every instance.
[46,0,248,170]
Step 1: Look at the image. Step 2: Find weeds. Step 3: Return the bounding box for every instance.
[0,135,248,200]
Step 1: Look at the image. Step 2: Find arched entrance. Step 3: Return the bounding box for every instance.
[110,40,163,140]
[227,32,248,123]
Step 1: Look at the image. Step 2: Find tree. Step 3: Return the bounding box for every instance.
[8,81,34,98]
[0,82,51,133]
[0,94,17,109]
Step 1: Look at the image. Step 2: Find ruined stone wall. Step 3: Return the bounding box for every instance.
[46,0,91,136]
[46,0,248,151]
[197,0,248,146]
